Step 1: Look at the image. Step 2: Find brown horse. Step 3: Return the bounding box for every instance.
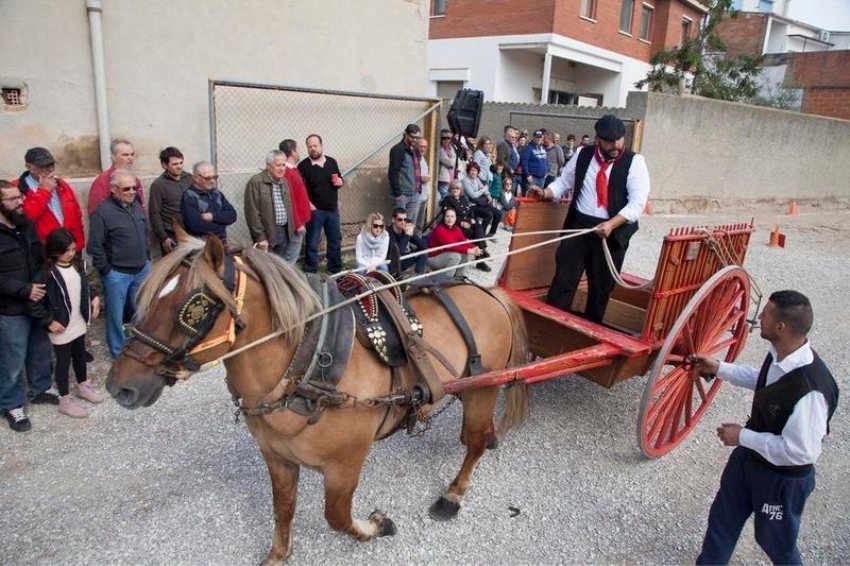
[105,233,529,564]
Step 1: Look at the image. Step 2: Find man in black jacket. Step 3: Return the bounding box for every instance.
[0,181,57,431]
[87,170,151,359]
[530,115,650,323]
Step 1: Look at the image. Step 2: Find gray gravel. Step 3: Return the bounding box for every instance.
[2,206,848,565]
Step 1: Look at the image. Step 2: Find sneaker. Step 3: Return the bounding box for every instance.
[3,407,32,432]
[476,262,492,272]
[76,381,104,404]
[58,396,88,418]
[30,387,60,405]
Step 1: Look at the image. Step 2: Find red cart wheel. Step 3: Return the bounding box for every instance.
[637,266,751,458]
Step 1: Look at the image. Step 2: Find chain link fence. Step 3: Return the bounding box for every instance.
[209,80,442,246]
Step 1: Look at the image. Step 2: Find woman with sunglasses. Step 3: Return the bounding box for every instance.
[355,212,389,273]
[437,129,456,201]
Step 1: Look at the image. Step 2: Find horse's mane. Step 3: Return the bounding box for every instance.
[136,238,321,349]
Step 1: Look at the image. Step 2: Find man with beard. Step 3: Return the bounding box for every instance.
[0,181,58,431]
[694,290,838,565]
[530,115,650,323]
[148,146,192,255]
[298,134,344,274]
[387,124,423,226]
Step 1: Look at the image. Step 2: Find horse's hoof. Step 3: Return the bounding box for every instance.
[429,496,461,521]
[368,510,397,537]
[486,435,499,450]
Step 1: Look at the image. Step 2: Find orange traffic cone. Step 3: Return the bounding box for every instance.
[787,201,798,216]
[768,225,786,248]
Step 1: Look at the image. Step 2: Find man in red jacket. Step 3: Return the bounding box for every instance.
[12,147,85,251]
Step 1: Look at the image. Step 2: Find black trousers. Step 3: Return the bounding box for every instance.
[546,214,629,323]
[52,334,87,396]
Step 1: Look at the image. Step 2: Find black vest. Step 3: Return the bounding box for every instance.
[745,350,839,473]
[564,145,638,247]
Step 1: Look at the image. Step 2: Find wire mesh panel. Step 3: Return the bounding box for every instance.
[210,80,441,245]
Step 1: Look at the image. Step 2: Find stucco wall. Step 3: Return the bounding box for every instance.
[0,0,429,179]
[632,91,850,208]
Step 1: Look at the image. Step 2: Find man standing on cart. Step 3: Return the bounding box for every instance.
[529,114,650,323]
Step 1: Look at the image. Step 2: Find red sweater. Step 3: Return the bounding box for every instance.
[13,173,85,250]
[428,223,476,257]
[87,165,145,217]
[284,165,312,231]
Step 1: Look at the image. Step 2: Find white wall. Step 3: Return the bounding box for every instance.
[430,33,651,107]
[0,0,430,179]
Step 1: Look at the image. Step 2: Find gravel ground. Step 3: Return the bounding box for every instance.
[2,206,848,565]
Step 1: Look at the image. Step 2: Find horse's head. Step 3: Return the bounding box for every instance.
[106,230,241,408]
[106,226,322,410]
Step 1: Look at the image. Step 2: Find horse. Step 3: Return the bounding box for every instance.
[105,231,529,564]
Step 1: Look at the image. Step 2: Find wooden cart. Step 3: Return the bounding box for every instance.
[442,199,756,457]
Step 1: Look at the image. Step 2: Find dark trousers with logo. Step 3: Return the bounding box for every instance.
[546,212,627,323]
[697,446,815,565]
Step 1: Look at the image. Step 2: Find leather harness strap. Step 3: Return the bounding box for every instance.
[428,287,487,376]
[375,288,445,405]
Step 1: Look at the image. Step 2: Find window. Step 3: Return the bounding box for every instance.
[681,17,692,44]
[620,0,635,34]
[758,0,774,12]
[548,90,576,105]
[431,0,446,17]
[1,88,22,106]
[580,0,596,19]
[639,4,653,40]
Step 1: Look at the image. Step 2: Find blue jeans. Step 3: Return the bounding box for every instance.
[272,226,304,264]
[305,208,342,274]
[102,262,151,358]
[26,323,53,400]
[0,315,34,411]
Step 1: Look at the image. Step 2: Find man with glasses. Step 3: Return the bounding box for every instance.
[87,170,151,358]
[387,207,427,277]
[496,126,521,195]
[530,115,650,324]
[0,181,57,431]
[87,139,145,217]
[181,161,237,243]
[388,123,424,226]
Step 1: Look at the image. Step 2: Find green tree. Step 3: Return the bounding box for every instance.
[635,0,763,101]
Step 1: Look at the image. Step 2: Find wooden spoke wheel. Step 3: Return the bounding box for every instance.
[637,266,751,458]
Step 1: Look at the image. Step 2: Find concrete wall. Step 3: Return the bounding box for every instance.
[0,0,429,179]
[631,91,850,208]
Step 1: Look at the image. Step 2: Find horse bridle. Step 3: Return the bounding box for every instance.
[122,253,247,380]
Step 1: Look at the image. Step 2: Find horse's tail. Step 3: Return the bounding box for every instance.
[486,287,530,435]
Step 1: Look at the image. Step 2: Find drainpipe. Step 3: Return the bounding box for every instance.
[86,0,111,170]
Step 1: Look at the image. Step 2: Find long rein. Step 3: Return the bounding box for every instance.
[179,227,597,378]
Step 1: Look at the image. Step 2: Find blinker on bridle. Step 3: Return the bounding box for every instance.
[124,253,247,379]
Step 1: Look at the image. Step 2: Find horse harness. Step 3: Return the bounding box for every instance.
[237,272,490,433]
[124,254,248,379]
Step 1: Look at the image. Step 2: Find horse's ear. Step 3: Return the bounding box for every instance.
[173,219,190,245]
[203,235,226,277]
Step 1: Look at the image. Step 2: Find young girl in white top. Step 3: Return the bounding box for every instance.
[44,228,103,418]
[355,212,389,273]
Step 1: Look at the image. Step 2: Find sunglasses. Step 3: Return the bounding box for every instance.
[372,223,384,229]
[441,136,451,140]
[116,186,137,192]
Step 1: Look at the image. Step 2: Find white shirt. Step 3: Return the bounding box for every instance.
[718,341,830,466]
[548,146,650,223]
[49,265,87,346]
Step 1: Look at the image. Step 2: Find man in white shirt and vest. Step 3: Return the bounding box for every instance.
[530,114,650,323]
[694,290,838,565]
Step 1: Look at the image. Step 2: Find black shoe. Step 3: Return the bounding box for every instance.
[480,250,491,259]
[476,262,492,272]
[30,388,60,405]
[4,407,32,432]
[85,350,95,363]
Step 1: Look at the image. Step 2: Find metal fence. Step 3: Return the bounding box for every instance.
[209,80,442,245]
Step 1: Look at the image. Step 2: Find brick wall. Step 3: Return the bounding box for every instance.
[430,0,705,64]
[787,51,850,121]
[715,12,767,55]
